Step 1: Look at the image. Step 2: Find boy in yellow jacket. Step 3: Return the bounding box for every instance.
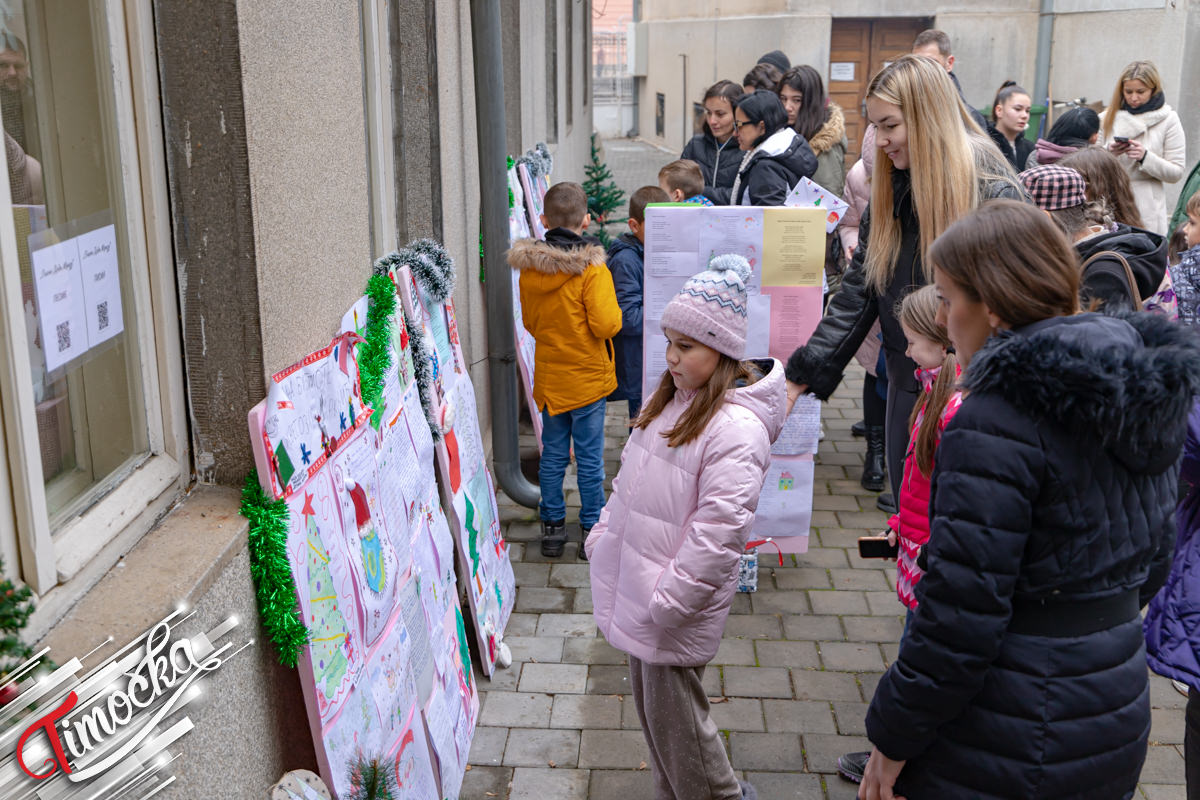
[508,182,622,559]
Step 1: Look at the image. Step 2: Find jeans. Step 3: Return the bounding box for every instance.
[539,398,607,528]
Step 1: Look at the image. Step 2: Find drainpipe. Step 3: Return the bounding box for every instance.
[469,0,541,508]
[1033,0,1055,127]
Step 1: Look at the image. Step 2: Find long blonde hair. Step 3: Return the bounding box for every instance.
[1102,60,1163,138]
[864,55,1015,294]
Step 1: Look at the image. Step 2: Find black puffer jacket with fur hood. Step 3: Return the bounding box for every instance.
[867,312,1200,800]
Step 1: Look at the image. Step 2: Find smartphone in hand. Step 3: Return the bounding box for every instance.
[858,535,899,560]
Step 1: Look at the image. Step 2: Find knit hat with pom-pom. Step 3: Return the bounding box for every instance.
[659,254,752,359]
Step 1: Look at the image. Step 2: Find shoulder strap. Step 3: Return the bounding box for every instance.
[1081,250,1143,311]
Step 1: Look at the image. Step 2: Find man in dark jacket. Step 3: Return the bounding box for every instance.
[912,29,989,133]
[606,186,668,421]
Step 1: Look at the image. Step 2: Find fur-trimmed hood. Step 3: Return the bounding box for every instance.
[963,312,1200,475]
[507,237,607,282]
[807,103,846,156]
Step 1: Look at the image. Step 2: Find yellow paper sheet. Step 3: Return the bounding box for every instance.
[760,207,825,287]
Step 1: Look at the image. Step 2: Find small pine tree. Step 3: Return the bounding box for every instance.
[346,754,396,800]
[583,132,626,247]
[0,558,34,680]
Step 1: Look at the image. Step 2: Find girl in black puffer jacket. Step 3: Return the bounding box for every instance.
[859,200,1200,800]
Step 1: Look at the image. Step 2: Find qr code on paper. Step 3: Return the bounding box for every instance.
[97,300,109,330]
[56,321,70,353]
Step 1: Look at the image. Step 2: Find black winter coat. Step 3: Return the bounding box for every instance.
[681,131,741,195]
[867,312,1200,800]
[987,122,1036,174]
[1075,223,1168,313]
[605,233,644,402]
[705,129,818,206]
[785,169,1025,493]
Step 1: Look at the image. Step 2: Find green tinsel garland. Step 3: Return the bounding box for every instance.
[240,472,309,667]
[359,274,397,430]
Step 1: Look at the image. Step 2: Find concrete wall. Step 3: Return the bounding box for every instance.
[237,0,374,376]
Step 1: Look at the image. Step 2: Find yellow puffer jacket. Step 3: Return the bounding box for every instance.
[509,238,622,414]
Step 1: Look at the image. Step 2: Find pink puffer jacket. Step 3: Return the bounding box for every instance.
[585,359,787,666]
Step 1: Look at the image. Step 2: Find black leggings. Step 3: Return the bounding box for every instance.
[862,373,886,427]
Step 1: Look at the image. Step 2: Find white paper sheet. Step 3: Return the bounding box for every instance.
[746,294,772,359]
[644,205,701,252]
[771,395,822,456]
[753,456,814,545]
[398,577,436,705]
[76,224,123,348]
[31,236,88,372]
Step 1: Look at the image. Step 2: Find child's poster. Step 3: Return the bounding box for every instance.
[642,205,826,553]
[510,162,545,449]
[399,261,517,677]
[247,277,479,798]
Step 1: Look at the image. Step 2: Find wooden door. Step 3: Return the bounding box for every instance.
[830,17,932,164]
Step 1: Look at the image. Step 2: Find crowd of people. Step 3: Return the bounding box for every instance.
[509,27,1200,800]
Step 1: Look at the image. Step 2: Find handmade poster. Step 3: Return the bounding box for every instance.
[76,224,124,348]
[400,258,517,677]
[30,233,88,372]
[328,427,403,646]
[784,176,851,233]
[517,161,547,239]
[248,279,476,798]
[511,248,543,449]
[286,472,364,725]
[260,331,372,499]
[423,603,479,800]
[642,205,825,552]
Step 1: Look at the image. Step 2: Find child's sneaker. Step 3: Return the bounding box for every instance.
[541,519,567,558]
[837,750,870,783]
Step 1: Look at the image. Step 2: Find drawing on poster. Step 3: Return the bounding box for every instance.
[322,684,385,800]
[390,707,438,800]
[366,606,418,747]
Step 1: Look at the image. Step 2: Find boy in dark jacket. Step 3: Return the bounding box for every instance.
[606,185,669,423]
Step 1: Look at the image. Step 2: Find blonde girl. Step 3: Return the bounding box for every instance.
[887,286,962,617]
[587,255,785,800]
[1101,60,1186,234]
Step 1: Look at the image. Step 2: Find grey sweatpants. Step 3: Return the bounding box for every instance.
[628,654,742,800]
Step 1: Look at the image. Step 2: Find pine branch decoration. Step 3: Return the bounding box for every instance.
[0,557,34,680]
[346,754,397,800]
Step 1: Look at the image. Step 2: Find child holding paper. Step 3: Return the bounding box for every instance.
[658,160,715,206]
[587,255,786,800]
[508,181,623,559]
[607,185,669,424]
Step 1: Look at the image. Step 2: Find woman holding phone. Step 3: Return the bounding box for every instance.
[1102,60,1186,234]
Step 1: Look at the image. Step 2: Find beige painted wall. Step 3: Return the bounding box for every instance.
[237,0,374,376]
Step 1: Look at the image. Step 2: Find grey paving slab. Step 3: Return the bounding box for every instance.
[506,635,565,664]
[729,731,803,771]
[506,612,540,636]
[458,765,512,797]
[549,563,593,588]
[710,697,766,732]
[808,590,869,616]
[831,701,869,736]
[801,733,872,773]
[791,669,863,702]
[819,641,887,672]
[796,547,851,568]
[773,567,834,590]
[517,662,589,694]
[723,666,794,698]
[1152,707,1186,745]
[587,664,633,694]
[511,561,551,586]
[751,639,819,670]
[573,586,594,614]
[509,767,590,800]
[479,691,554,728]
[562,636,627,666]
[515,586,575,613]
[502,728,581,768]
[842,615,903,643]
[479,663,521,691]
[1140,744,1186,784]
[744,771,827,799]
[588,767,656,799]
[578,729,652,769]
[782,614,845,642]
[750,590,812,615]
[536,613,598,637]
[551,693,624,729]
[828,567,891,592]
[762,699,838,734]
[723,614,784,639]
[864,590,905,617]
[857,672,884,703]
[714,637,759,666]
[467,726,509,766]
[1142,784,1188,800]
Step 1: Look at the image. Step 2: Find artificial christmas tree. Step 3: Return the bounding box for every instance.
[583,132,626,246]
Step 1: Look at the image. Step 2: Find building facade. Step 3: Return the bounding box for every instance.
[634,0,1199,206]
[0,0,591,793]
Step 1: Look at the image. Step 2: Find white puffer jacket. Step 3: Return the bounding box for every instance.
[1102,104,1187,235]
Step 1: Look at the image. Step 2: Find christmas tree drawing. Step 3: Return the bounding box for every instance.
[302,492,352,703]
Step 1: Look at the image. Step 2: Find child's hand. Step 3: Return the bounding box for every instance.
[886,529,897,547]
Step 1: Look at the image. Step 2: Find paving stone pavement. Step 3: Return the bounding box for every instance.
[476,352,1187,796]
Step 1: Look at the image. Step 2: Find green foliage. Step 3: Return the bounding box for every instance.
[583,132,626,247]
[0,558,34,680]
[347,754,396,800]
[241,472,309,667]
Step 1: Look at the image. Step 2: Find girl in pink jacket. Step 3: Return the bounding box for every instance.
[586,254,786,800]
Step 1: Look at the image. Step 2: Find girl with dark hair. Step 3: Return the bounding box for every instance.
[723,90,816,206]
[859,198,1198,800]
[1025,106,1100,169]
[742,62,781,94]
[987,80,1035,172]
[1060,145,1145,228]
[681,80,744,197]
[777,65,847,197]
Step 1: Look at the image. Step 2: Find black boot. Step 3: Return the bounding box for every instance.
[541,519,567,558]
[861,425,886,492]
[579,525,591,562]
[851,420,866,437]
